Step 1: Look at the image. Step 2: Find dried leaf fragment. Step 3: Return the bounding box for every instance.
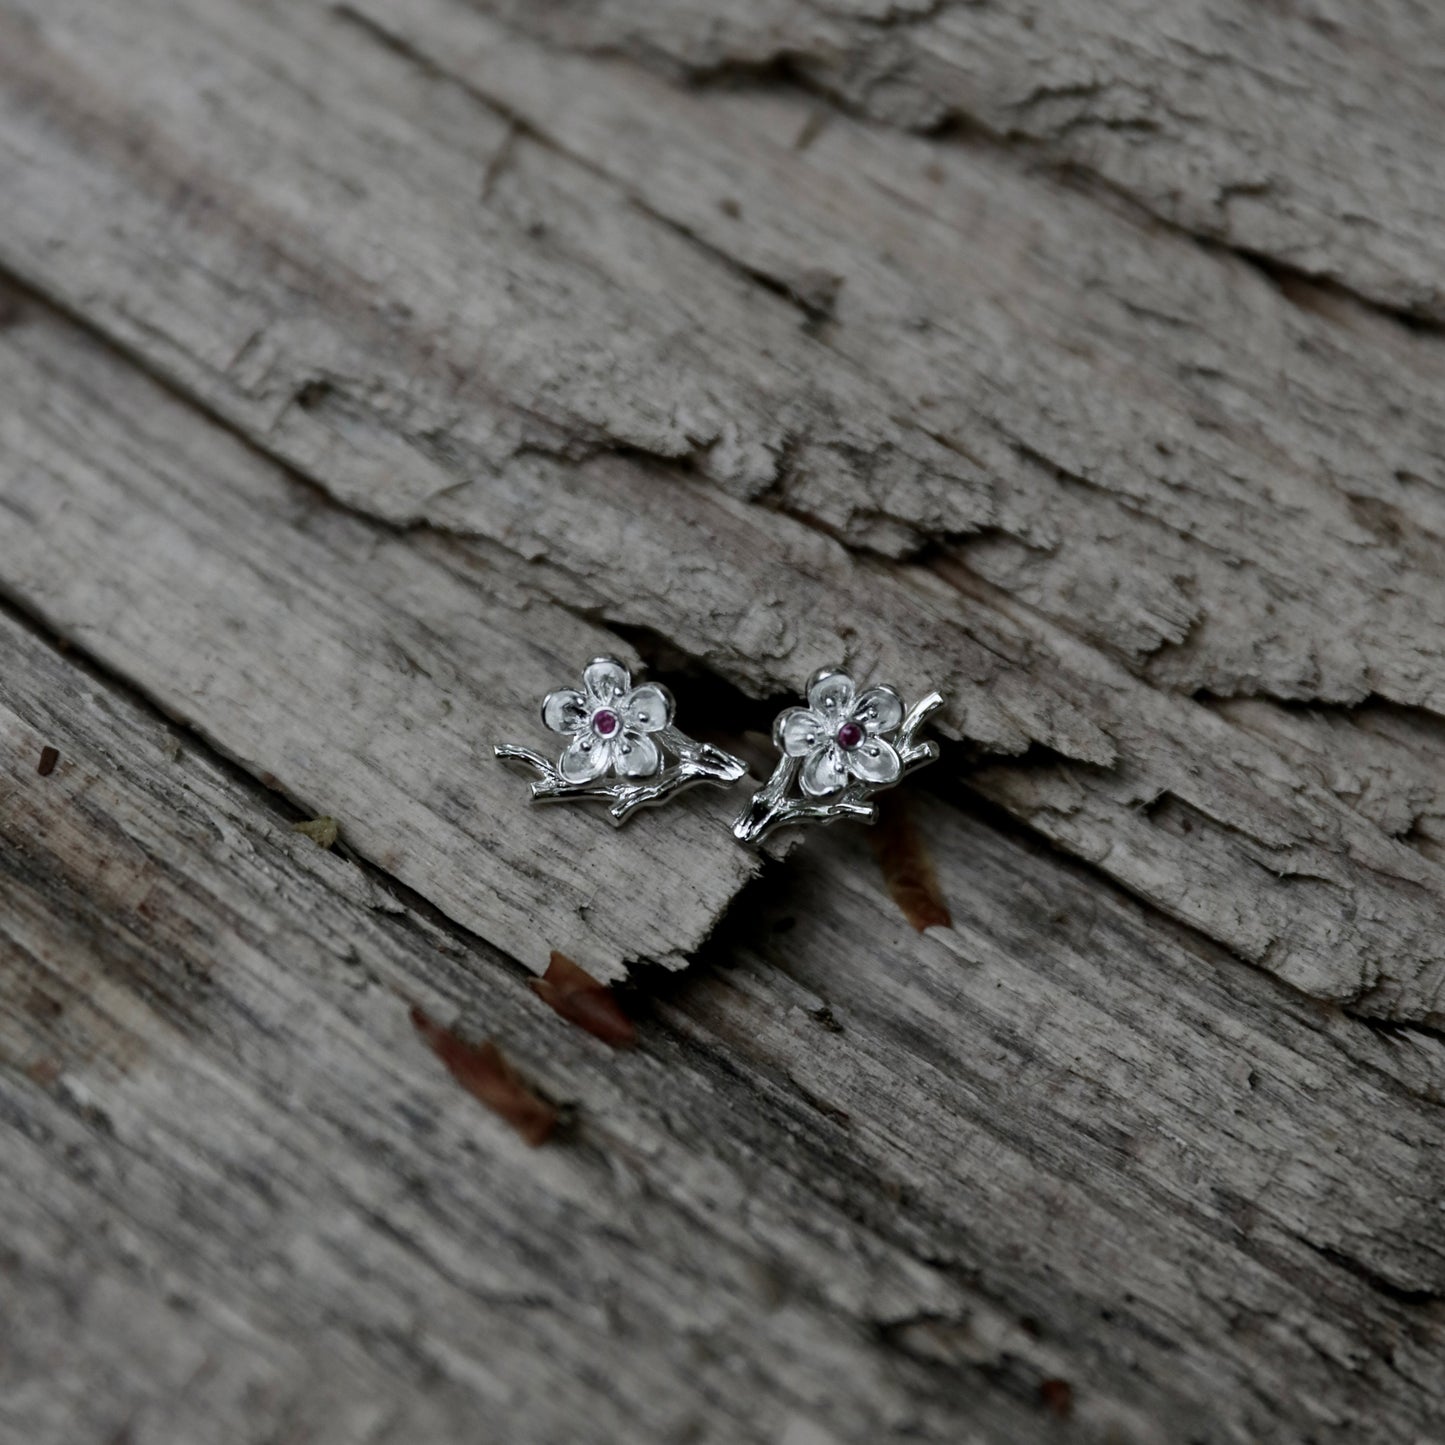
[1039,1378,1074,1418]
[531,951,637,1048]
[870,794,951,932]
[409,1006,557,1145]
[292,815,339,848]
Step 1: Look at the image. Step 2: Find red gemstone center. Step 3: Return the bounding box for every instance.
[836,720,864,750]
[593,707,621,737]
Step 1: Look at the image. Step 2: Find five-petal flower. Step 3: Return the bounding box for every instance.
[541,657,674,784]
[773,669,904,797]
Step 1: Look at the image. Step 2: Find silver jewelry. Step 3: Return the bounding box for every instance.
[732,667,942,846]
[496,656,747,826]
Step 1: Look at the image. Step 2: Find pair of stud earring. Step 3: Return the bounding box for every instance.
[495,656,942,845]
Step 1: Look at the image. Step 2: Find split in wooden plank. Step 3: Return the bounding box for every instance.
[470,0,1445,321]
[351,0,1445,715]
[2,0,1445,1021]
[0,609,1111,1445]
[0,298,758,980]
[3,607,1441,1443]
[673,792,1445,1440]
[1214,695,1445,865]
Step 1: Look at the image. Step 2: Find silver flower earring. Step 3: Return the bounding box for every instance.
[496,656,747,826]
[732,667,942,846]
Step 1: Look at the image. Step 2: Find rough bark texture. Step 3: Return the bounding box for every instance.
[1,2,1443,1441]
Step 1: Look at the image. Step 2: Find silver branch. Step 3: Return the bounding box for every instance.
[496,725,747,827]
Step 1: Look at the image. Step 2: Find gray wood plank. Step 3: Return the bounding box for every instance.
[474,0,1445,321]
[3,607,1441,1443]
[2,0,1445,1019]
[0,294,758,980]
[4,2,1444,1441]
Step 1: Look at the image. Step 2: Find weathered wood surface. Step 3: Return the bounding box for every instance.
[2,0,1444,1440]
[0,288,756,980]
[5,609,1444,1444]
[481,0,1445,321]
[7,0,1445,1021]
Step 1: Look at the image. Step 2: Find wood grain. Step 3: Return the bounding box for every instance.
[3,609,1442,1443]
[2,0,1444,1438]
[474,0,1445,322]
[2,0,1444,1019]
[0,292,757,980]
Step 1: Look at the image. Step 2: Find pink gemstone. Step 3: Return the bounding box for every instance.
[836,720,864,750]
[593,708,621,737]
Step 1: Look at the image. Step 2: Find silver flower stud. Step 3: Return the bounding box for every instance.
[496,656,747,826]
[732,667,943,845]
[542,656,672,784]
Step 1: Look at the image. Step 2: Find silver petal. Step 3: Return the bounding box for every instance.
[777,707,828,757]
[541,687,588,735]
[583,656,631,704]
[621,683,673,735]
[613,729,661,778]
[559,733,613,783]
[846,735,901,786]
[853,685,904,736]
[801,743,848,797]
[806,668,855,719]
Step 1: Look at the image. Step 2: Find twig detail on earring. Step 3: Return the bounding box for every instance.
[732,669,943,846]
[496,656,747,826]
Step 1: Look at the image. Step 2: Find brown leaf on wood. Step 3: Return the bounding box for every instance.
[409,1006,557,1145]
[1039,1378,1074,1418]
[37,745,59,776]
[531,951,637,1049]
[869,794,952,932]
